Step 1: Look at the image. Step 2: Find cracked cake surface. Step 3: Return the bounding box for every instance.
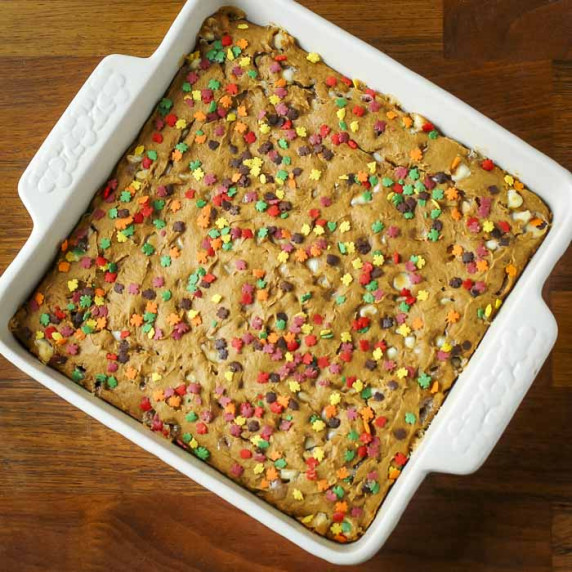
[10,7,550,542]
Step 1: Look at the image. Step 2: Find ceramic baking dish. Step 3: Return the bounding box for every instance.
[1,0,571,565]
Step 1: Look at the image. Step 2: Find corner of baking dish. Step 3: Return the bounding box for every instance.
[1,0,571,565]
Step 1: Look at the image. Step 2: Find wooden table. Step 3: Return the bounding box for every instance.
[1,1,571,570]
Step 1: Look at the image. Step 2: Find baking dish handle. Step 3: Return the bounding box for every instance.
[418,291,557,475]
[18,54,155,232]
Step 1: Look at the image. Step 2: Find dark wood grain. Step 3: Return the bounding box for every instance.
[0,1,571,570]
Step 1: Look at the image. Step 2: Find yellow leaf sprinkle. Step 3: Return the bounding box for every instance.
[292,488,304,500]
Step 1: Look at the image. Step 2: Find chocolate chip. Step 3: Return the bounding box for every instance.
[229,144,238,155]
[356,237,371,254]
[491,228,502,239]
[180,298,192,310]
[393,428,407,440]
[449,277,462,288]
[381,317,394,329]
[432,220,443,232]
[327,417,341,428]
[114,283,124,294]
[214,339,227,350]
[289,398,299,410]
[217,307,230,319]
[229,361,243,372]
[280,281,294,292]
[298,146,310,157]
[462,340,472,351]
[266,392,277,403]
[247,420,259,432]
[373,392,385,402]
[292,167,303,177]
[277,312,288,321]
[208,140,220,150]
[258,142,273,154]
[462,252,474,263]
[433,172,449,184]
[117,208,130,218]
[237,175,251,187]
[326,254,340,266]
[269,373,280,383]
[287,107,299,120]
[500,237,510,246]
[173,221,186,232]
[387,380,399,391]
[142,289,156,300]
[365,359,377,370]
[488,185,500,195]
[71,312,84,328]
[322,148,334,161]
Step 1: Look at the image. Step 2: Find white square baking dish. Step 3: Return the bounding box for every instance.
[1,0,571,565]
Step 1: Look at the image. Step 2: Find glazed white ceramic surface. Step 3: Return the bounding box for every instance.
[1,0,570,565]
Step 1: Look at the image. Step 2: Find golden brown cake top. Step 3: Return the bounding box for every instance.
[11,7,550,542]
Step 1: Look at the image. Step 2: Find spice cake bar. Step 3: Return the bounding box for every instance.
[10,7,550,542]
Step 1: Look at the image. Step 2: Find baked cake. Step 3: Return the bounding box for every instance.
[10,7,551,542]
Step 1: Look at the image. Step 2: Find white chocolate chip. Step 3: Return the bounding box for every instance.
[386,346,398,359]
[452,163,471,182]
[280,469,299,482]
[306,258,320,274]
[351,194,369,206]
[393,272,410,291]
[486,239,499,251]
[304,436,317,450]
[111,331,122,341]
[525,221,546,237]
[412,113,426,132]
[282,67,295,82]
[507,189,523,209]
[35,339,54,364]
[405,335,416,349]
[435,335,446,348]
[359,305,378,317]
[273,31,287,50]
[511,210,532,224]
